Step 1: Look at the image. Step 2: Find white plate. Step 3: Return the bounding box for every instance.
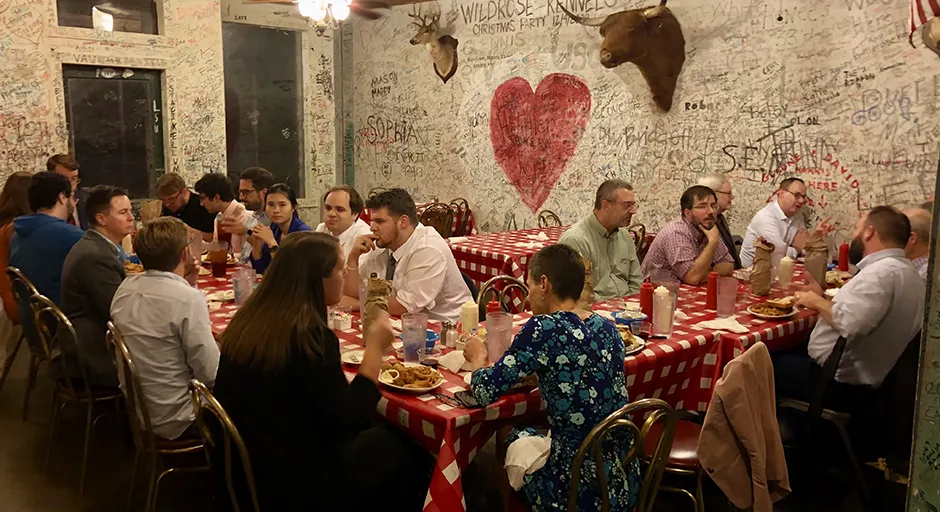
[379,362,444,393]
[624,341,647,357]
[746,305,798,320]
[342,349,365,365]
[205,290,235,302]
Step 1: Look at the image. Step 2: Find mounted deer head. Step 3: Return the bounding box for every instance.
[560,0,685,111]
[408,5,459,84]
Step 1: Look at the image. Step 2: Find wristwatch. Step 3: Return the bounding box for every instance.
[270,244,278,254]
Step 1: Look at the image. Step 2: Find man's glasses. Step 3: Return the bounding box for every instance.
[610,200,638,211]
[782,189,809,202]
[159,189,184,207]
[716,190,734,199]
[692,203,718,212]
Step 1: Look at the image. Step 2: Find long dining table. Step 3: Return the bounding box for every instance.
[198,264,819,512]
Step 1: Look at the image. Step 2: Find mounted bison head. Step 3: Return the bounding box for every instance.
[560,0,686,111]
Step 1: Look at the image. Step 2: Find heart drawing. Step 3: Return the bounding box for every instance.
[490,73,592,214]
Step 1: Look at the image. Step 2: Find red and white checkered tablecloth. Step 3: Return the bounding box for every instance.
[360,202,478,237]
[449,225,568,286]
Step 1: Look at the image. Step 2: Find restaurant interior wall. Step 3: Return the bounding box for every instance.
[349,0,940,239]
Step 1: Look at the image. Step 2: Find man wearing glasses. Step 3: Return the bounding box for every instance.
[559,179,643,300]
[641,185,735,285]
[698,173,741,269]
[740,177,834,268]
[156,173,216,240]
[47,154,87,229]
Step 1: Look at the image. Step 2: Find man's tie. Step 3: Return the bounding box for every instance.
[385,253,397,281]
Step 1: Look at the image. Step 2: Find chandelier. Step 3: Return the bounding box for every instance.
[298,0,351,30]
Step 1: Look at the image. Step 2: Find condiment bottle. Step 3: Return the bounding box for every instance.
[705,271,718,310]
[460,300,478,334]
[778,256,795,289]
[639,280,654,322]
[838,242,849,271]
[486,298,501,314]
[652,286,673,338]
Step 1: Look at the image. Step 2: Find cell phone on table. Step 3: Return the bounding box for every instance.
[454,390,482,408]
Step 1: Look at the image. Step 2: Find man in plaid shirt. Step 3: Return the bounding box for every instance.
[641,185,734,285]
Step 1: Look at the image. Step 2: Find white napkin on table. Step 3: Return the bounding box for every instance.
[513,242,544,249]
[693,316,749,333]
[448,236,470,244]
[439,350,471,373]
[526,232,550,241]
[505,432,552,490]
[674,309,689,321]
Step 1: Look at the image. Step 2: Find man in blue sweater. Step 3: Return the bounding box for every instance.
[10,172,84,304]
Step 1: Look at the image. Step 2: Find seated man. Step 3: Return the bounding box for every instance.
[110,217,219,440]
[157,173,216,240]
[698,173,742,269]
[641,185,734,285]
[9,172,84,304]
[779,207,924,413]
[903,207,931,279]
[47,153,88,229]
[60,186,134,387]
[237,166,275,212]
[343,188,471,322]
[194,172,249,257]
[316,185,372,258]
[558,179,642,300]
[740,177,833,268]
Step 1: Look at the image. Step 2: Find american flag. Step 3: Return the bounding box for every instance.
[910,0,940,34]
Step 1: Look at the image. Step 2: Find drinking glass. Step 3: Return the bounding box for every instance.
[233,268,257,305]
[207,241,229,278]
[401,312,428,363]
[485,312,513,363]
[716,277,738,318]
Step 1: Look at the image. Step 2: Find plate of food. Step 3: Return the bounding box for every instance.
[747,297,797,320]
[342,349,365,365]
[123,261,144,274]
[379,362,444,393]
[200,253,237,266]
[825,270,851,288]
[616,324,647,356]
[205,290,235,302]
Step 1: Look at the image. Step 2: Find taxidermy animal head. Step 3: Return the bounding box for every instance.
[408,6,459,84]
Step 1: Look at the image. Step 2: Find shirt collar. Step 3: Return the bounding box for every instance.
[771,199,790,221]
[139,269,189,285]
[392,224,423,261]
[336,218,366,240]
[223,201,242,217]
[88,228,124,260]
[587,213,617,239]
[857,248,907,270]
[679,217,706,243]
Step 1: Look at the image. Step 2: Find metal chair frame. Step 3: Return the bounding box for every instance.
[655,410,705,512]
[5,267,47,420]
[568,398,676,512]
[449,197,470,236]
[537,210,562,228]
[478,275,529,318]
[189,379,261,512]
[419,202,455,239]
[33,295,123,496]
[107,322,210,512]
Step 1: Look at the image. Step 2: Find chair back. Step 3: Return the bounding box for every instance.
[419,203,454,238]
[478,275,528,317]
[878,331,921,465]
[107,322,161,454]
[537,210,562,228]
[568,398,676,512]
[637,233,655,263]
[449,197,470,236]
[32,295,88,398]
[189,379,260,512]
[806,336,848,424]
[7,267,44,360]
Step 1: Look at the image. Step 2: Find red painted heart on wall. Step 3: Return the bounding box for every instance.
[490,73,591,214]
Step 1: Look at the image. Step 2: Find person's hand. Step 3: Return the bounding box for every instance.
[463,336,487,370]
[220,214,250,236]
[793,274,824,296]
[812,217,834,239]
[700,223,720,245]
[351,234,378,257]
[251,223,276,247]
[794,290,825,311]
[364,311,395,353]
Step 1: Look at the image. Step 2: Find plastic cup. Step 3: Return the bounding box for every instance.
[216,216,233,245]
[401,312,428,363]
[485,311,513,363]
[233,268,257,305]
[208,241,229,278]
[716,277,738,318]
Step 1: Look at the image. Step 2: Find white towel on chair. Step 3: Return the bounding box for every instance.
[505,432,552,490]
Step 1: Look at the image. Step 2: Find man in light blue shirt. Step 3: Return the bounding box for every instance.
[775,206,924,413]
[903,207,930,279]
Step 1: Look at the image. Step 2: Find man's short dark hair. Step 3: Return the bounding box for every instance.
[594,179,633,210]
[323,185,364,215]
[135,217,189,272]
[46,154,79,172]
[365,188,417,225]
[680,185,717,213]
[866,206,912,248]
[240,167,275,192]
[779,177,805,191]
[28,172,72,212]
[194,173,235,203]
[529,244,585,301]
[85,185,128,227]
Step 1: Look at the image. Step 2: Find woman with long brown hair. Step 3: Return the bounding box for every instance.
[0,172,33,380]
[213,231,430,511]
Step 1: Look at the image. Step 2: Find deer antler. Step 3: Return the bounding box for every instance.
[408,5,431,27]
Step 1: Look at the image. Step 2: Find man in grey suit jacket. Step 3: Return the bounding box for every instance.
[59,186,135,386]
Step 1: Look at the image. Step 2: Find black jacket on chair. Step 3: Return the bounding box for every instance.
[716,213,742,269]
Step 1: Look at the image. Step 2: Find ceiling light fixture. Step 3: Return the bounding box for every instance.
[299,0,349,34]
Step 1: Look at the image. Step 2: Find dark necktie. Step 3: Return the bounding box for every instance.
[385,253,397,281]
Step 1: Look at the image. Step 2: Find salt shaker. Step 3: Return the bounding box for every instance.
[441,321,457,348]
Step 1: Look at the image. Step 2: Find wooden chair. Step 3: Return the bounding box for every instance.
[189,379,260,512]
[34,295,123,496]
[478,275,528,318]
[419,202,454,238]
[537,210,562,228]
[6,267,49,420]
[107,322,210,512]
[569,398,676,512]
[449,197,470,236]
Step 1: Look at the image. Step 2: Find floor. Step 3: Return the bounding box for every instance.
[0,344,907,512]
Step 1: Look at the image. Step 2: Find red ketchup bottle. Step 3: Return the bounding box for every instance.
[486,298,502,314]
[838,242,850,271]
[639,280,654,322]
[706,271,718,310]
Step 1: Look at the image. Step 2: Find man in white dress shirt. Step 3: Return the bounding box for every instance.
[316,185,372,257]
[343,188,471,322]
[110,217,220,440]
[903,207,931,279]
[194,172,250,257]
[775,206,924,413]
[739,178,833,267]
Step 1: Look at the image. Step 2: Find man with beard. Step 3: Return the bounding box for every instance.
[316,185,372,258]
[698,173,741,269]
[641,185,735,285]
[344,188,471,322]
[740,177,833,268]
[9,172,84,304]
[777,206,924,412]
[558,179,642,300]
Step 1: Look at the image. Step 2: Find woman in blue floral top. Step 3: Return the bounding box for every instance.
[464,244,640,511]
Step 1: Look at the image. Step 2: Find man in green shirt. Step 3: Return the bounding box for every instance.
[559,179,643,301]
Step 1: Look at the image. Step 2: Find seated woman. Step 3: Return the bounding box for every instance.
[248,183,311,273]
[214,232,430,511]
[464,244,639,511]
